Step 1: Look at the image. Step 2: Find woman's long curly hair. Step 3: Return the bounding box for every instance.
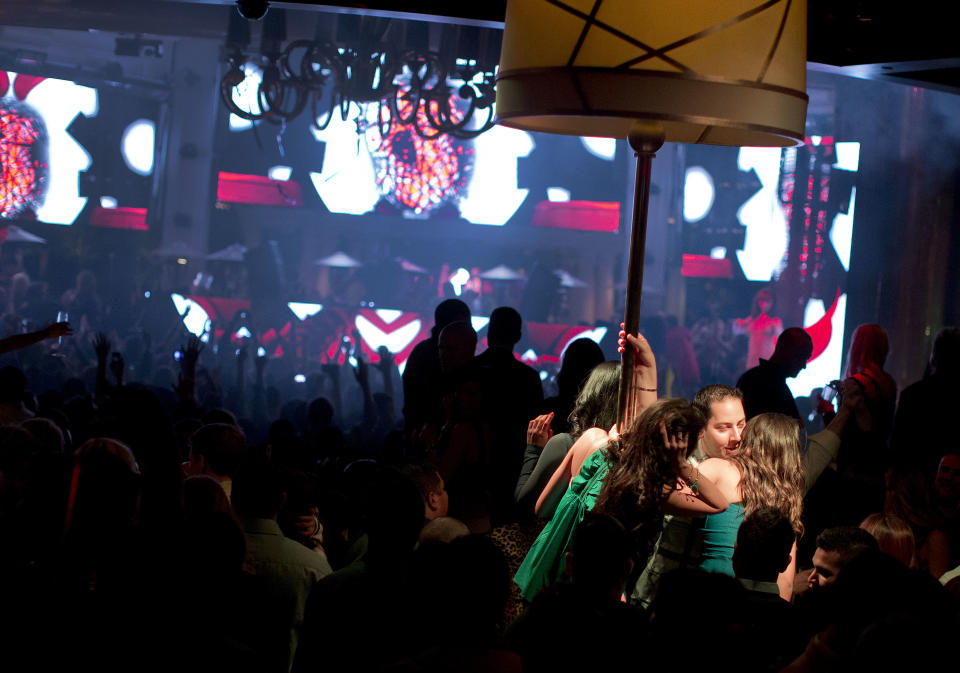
[731,413,804,535]
[592,398,705,554]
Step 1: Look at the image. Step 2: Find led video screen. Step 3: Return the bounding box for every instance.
[1,70,159,226]
[681,137,860,397]
[215,66,629,232]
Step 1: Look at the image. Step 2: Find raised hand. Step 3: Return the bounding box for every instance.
[110,352,125,386]
[617,322,656,372]
[93,332,111,362]
[46,322,73,340]
[353,355,370,388]
[375,346,395,377]
[660,418,689,455]
[526,412,554,448]
[182,335,204,368]
[255,347,268,377]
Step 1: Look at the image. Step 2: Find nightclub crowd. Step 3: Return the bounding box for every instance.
[1,260,959,673]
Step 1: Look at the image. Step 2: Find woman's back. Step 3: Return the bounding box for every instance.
[514,449,609,602]
[699,503,745,576]
[696,458,745,577]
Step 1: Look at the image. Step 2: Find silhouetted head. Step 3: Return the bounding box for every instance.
[733,507,795,582]
[400,461,448,521]
[556,338,605,398]
[487,306,522,348]
[232,459,284,519]
[189,423,247,478]
[770,327,813,377]
[432,299,471,339]
[931,327,960,377]
[438,320,477,373]
[20,417,65,456]
[0,366,27,405]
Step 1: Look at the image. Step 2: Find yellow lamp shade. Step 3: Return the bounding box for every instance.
[496,0,808,146]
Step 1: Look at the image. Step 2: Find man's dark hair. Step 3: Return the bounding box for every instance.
[202,407,238,427]
[400,461,443,504]
[733,507,795,582]
[556,338,605,398]
[487,306,522,347]
[931,327,960,377]
[0,366,27,405]
[816,526,879,567]
[232,459,284,519]
[772,327,814,360]
[190,423,247,477]
[432,299,471,339]
[693,384,743,421]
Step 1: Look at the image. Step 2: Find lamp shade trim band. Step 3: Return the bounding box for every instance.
[496,66,809,101]
[495,67,807,145]
[499,110,803,145]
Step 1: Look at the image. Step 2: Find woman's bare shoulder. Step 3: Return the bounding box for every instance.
[698,457,739,478]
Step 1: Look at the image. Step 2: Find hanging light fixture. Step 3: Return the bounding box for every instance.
[220,12,499,140]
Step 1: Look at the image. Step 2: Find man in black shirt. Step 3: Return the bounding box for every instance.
[736,327,812,421]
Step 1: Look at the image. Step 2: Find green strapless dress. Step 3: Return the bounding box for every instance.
[514,449,609,602]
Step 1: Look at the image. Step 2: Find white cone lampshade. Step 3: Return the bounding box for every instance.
[496,0,808,146]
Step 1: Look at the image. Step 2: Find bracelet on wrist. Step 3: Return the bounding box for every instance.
[637,386,657,392]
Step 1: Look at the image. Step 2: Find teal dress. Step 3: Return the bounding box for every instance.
[698,502,745,576]
[513,449,609,602]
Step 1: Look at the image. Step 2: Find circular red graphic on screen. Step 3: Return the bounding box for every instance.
[366,93,473,217]
[1,99,49,219]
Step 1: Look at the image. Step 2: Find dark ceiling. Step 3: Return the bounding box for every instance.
[0,0,957,95]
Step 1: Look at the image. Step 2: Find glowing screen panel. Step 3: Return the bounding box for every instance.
[2,70,160,226]
[682,137,861,397]
[217,72,627,231]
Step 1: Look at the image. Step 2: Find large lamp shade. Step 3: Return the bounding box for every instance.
[496,0,807,146]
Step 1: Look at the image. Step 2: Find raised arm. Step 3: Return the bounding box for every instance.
[0,322,71,354]
[515,413,555,502]
[663,448,730,517]
[776,538,798,601]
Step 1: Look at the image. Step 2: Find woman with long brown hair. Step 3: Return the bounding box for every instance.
[697,412,804,599]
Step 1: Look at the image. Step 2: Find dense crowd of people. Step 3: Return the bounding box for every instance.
[1,264,959,672]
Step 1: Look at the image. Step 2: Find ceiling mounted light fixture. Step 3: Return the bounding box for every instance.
[220,12,500,141]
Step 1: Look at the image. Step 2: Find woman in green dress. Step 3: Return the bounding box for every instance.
[514,330,729,602]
